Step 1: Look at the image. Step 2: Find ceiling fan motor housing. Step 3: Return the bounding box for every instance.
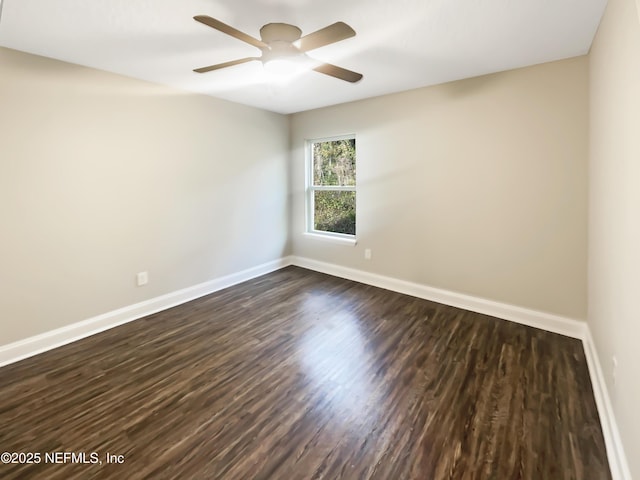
[259,23,304,64]
[259,23,302,43]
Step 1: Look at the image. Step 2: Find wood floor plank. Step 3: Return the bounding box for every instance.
[0,266,610,479]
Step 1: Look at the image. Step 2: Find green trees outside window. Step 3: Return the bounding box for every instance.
[308,138,356,236]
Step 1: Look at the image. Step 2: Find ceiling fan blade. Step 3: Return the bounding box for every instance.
[297,22,356,52]
[194,57,258,73]
[194,15,268,49]
[313,63,363,83]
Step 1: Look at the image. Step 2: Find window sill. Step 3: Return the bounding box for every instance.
[303,232,357,246]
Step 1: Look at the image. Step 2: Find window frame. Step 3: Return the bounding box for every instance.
[305,134,357,244]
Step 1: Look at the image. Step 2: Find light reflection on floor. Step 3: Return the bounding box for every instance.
[297,300,379,429]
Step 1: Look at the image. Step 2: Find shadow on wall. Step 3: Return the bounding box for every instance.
[438,71,505,98]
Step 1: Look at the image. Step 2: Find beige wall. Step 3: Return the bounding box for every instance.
[589,0,640,476]
[0,49,591,357]
[0,47,290,345]
[2,16,635,473]
[290,57,589,319]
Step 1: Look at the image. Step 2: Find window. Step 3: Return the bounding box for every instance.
[306,136,356,239]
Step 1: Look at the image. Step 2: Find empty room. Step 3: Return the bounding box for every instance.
[0,0,638,478]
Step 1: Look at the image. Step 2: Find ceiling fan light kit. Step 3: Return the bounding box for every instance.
[193,15,363,83]
[262,57,310,79]
[259,24,311,78]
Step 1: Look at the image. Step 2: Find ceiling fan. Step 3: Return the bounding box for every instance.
[192,16,363,83]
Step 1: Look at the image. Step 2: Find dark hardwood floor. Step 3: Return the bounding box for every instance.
[0,266,610,479]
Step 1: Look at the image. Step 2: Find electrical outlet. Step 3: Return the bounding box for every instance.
[136,271,149,286]
[364,248,372,260]
[612,356,618,386]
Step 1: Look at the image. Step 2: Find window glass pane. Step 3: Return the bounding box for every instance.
[312,139,356,186]
[314,190,356,235]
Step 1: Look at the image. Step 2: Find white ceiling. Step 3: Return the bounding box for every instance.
[0,0,606,114]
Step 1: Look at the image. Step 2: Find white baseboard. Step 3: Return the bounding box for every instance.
[0,254,629,478]
[582,331,632,480]
[288,256,630,480]
[290,256,587,339]
[0,254,586,365]
[0,257,293,368]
